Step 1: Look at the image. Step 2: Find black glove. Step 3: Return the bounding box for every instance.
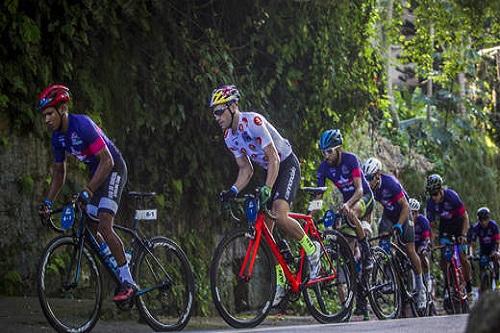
[219,186,238,203]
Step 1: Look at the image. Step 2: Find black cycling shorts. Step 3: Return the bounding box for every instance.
[379,216,415,244]
[271,153,301,207]
[86,157,127,220]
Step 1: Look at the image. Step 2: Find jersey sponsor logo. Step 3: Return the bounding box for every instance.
[341,165,349,175]
[71,132,83,146]
[249,144,257,151]
[242,117,248,123]
[240,148,247,155]
[255,137,262,145]
[242,131,252,142]
[254,116,263,126]
[238,124,244,132]
[58,136,66,147]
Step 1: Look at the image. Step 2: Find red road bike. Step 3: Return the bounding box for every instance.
[210,187,356,328]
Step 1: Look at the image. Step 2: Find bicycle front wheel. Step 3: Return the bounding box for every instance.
[134,236,195,331]
[303,230,356,323]
[37,236,102,333]
[210,228,275,328]
[368,246,401,320]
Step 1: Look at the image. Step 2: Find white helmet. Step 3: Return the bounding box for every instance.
[362,157,382,177]
[409,198,420,211]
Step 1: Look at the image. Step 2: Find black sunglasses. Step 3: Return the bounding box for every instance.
[365,174,375,182]
[213,105,229,116]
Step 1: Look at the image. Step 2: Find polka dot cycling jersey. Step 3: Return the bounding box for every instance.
[51,113,124,175]
[224,112,292,169]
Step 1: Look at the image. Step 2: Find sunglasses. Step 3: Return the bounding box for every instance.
[365,174,375,182]
[430,191,441,197]
[212,105,229,117]
[322,147,337,156]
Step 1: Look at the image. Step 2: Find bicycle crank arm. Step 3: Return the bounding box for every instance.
[136,278,172,297]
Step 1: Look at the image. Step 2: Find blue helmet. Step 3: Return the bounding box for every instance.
[319,129,343,150]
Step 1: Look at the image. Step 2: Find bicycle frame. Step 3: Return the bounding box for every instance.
[238,210,337,294]
[64,207,172,297]
[444,243,467,303]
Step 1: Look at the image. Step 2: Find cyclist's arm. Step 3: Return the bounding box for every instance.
[46,162,66,200]
[233,155,253,192]
[460,211,470,238]
[87,146,114,194]
[397,195,410,225]
[263,143,279,188]
[346,176,363,208]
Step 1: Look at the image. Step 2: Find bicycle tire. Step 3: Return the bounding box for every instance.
[368,246,402,320]
[480,269,492,294]
[134,236,195,331]
[303,229,356,323]
[446,263,468,314]
[210,228,275,328]
[37,236,102,333]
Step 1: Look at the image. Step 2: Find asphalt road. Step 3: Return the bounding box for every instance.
[0,296,468,333]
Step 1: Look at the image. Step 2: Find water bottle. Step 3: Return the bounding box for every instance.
[99,242,118,271]
[323,210,335,230]
[278,239,293,264]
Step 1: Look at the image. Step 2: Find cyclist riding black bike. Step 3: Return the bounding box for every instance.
[210,84,320,307]
[37,84,136,302]
[409,198,433,291]
[362,158,427,310]
[469,207,500,288]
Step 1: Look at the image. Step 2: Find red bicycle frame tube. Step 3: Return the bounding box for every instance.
[238,211,337,294]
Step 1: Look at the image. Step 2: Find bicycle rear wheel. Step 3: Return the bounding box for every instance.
[303,230,356,323]
[37,236,102,333]
[368,246,401,320]
[134,236,195,331]
[210,228,275,328]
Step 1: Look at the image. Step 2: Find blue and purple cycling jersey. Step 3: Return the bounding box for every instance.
[373,173,408,223]
[317,151,372,203]
[469,220,500,255]
[414,214,432,247]
[51,114,124,175]
[425,188,466,225]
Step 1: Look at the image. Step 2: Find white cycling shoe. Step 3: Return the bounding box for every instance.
[272,285,286,307]
[308,241,322,280]
[416,288,427,309]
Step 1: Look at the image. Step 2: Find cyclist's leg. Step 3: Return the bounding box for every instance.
[351,194,373,270]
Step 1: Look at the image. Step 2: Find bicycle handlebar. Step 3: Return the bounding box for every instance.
[40,195,81,234]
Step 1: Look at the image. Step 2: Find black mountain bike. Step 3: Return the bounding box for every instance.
[37,191,195,332]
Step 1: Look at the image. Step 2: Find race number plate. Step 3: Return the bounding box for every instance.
[308,200,323,211]
[135,209,157,221]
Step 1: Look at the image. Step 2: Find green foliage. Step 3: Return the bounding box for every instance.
[0,270,23,296]
[17,175,34,194]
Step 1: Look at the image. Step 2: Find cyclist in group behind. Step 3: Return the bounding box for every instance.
[37,84,136,302]
[469,207,500,287]
[210,84,321,307]
[425,174,473,295]
[409,198,432,291]
[362,158,427,309]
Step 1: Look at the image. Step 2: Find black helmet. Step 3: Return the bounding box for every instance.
[477,207,490,220]
[426,174,443,194]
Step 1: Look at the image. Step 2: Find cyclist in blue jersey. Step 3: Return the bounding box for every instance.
[316,129,374,270]
[362,158,426,309]
[409,198,432,291]
[37,84,136,302]
[425,174,472,294]
[210,84,320,307]
[469,207,500,281]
